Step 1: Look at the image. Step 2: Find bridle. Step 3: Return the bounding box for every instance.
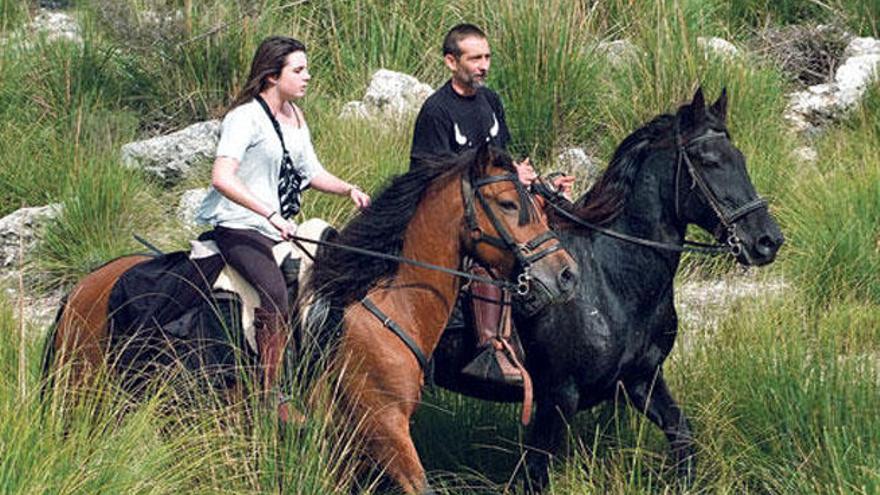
[673,126,768,257]
[536,125,768,257]
[461,170,563,295]
[358,166,564,375]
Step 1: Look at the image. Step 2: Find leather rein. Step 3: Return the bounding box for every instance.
[535,127,768,256]
[296,170,561,374]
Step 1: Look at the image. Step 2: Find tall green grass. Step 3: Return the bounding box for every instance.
[1,0,878,492]
[0,0,28,33]
[711,0,879,37]
[780,85,880,304]
[0,290,376,494]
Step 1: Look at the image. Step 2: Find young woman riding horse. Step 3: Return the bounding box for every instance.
[302,143,578,494]
[44,36,370,415]
[196,36,369,419]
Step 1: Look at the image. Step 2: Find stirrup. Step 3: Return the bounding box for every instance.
[461,342,524,386]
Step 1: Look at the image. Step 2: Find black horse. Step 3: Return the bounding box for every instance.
[431,87,784,489]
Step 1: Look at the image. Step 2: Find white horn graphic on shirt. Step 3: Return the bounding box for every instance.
[454,123,467,146]
[489,114,499,138]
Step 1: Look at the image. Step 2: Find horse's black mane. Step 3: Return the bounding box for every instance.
[306,146,520,308]
[572,100,726,225]
[572,113,676,225]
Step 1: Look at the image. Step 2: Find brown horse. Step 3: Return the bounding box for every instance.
[302,144,578,494]
[43,143,577,494]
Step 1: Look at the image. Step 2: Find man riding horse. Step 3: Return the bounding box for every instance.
[410,23,574,387]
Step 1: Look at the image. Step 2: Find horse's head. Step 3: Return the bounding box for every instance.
[674,87,784,266]
[462,144,579,313]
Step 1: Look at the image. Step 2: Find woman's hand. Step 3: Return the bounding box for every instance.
[349,186,371,210]
[267,212,296,240]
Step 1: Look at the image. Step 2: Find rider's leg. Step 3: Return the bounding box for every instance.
[461,265,525,386]
[214,227,296,420]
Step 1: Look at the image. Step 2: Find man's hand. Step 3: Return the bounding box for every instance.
[551,175,576,199]
[514,157,537,187]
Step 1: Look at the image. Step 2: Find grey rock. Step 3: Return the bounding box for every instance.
[784,36,880,135]
[675,273,789,353]
[791,146,818,164]
[121,120,220,186]
[0,204,62,269]
[596,39,640,67]
[339,101,371,120]
[31,8,81,44]
[1,287,64,330]
[697,36,739,59]
[340,69,433,121]
[835,37,880,109]
[177,188,209,230]
[556,147,602,190]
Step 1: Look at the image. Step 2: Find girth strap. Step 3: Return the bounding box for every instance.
[361,297,429,370]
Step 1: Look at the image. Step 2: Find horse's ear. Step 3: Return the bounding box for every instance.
[475,141,492,175]
[681,86,706,128]
[691,86,706,111]
[710,87,728,123]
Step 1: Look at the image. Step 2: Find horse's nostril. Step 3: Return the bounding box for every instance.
[756,234,778,256]
[558,266,577,292]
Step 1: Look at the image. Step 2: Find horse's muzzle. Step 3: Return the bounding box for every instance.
[515,255,579,317]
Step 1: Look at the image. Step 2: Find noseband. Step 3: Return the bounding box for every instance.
[674,128,768,257]
[461,171,562,295]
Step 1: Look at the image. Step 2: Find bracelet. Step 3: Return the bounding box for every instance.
[348,184,362,194]
[266,211,278,221]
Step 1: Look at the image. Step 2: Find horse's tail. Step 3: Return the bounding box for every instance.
[39,292,69,401]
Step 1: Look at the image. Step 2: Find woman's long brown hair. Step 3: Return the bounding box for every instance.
[228,36,306,112]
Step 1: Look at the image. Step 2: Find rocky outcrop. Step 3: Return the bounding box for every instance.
[31,8,81,44]
[340,69,433,121]
[596,39,641,67]
[556,147,602,190]
[121,120,220,186]
[675,273,789,353]
[0,204,62,270]
[697,36,739,59]
[785,37,880,135]
[177,188,209,230]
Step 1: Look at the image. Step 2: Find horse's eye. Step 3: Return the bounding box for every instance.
[498,200,519,212]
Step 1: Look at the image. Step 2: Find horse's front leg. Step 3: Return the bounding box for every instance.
[627,372,696,483]
[524,377,580,493]
[339,352,433,494]
[361,403,434,494]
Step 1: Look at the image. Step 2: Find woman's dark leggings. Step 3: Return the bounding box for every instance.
[213,226,289,317]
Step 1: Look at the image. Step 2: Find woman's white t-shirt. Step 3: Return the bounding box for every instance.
[196,99,326,240]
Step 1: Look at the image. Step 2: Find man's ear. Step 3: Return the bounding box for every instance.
[444,53,459,72]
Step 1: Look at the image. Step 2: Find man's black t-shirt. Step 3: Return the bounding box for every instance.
[409,80,511,170]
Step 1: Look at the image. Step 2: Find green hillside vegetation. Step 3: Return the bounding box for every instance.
[1,0,878,493]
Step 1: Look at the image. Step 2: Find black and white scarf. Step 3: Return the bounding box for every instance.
[254,95,303,219]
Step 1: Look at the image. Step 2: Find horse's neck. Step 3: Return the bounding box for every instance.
[371,175,464,355]
[597,152,683,297]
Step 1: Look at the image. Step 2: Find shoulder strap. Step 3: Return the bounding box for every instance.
[254,95,290,159]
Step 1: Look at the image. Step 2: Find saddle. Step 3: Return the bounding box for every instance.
[106,219,335,392]
[190,218,333,353]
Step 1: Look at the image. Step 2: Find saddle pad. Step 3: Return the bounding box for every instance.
[190,218,333,352]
